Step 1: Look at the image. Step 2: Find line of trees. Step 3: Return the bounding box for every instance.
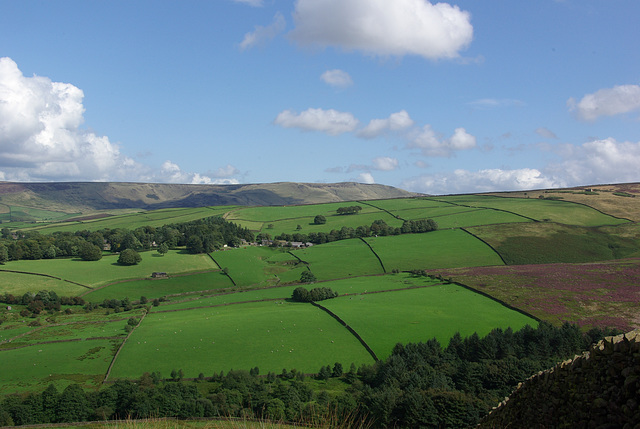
[336,206,362,215]
[272,218,438,245]
[0,216,254,263]
[0,322,620,427]
[291,286,338,302]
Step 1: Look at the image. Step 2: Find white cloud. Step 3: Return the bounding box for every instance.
[239,12,285,50]
[358,110,414,138]
[158,161,239,185]
[0,57,229,184]
[547,138,640,185]
[535,127,557,139]
[568,84,640,121]
[320,69,353,88]
[289,0,473,60]
[357,172,375,184]
[371,157,399,171]
[0,57,142,182]
[274,108,359,135]
[403,168,560,195]
[408,125,476,157]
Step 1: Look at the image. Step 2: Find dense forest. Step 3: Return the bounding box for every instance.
[0,322,620,427]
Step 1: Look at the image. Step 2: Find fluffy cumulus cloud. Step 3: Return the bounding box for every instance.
[403,137,640,195]
[568,84,640,121]
[320,69,353,88]
[408,125,476,157]
[274,108,359,135]
[547,138,640,185]
[289,0,473,60]
[0,57,142,181]
[239,12,286,50]
[158,161,240,185]
[357,172,375,184]
[403,168,560,195]
[358,110,414,138]
[0,57,226,184]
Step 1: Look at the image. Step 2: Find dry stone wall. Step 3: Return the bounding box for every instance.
[479,330,640,428]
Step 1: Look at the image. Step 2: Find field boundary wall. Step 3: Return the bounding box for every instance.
[358,237,386,273]
[458,228,508,265]
[311,301,379,362]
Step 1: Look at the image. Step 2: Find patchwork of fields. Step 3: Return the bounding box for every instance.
[1,193,638,394]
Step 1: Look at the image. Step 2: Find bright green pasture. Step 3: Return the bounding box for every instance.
[210,246,301,287]
[29,206,234,234]
[293,239,384,279]
[3,250,216,290]
[431,208,533,228]
[366,230,504,271]
[158,273,441,311]
[363,198,452,212]
[321,284,536,358]
[433,195,628,226]
[110,301,375,378]
[83,271,233,302]
[0,270,89,296]
[0,339,116,394]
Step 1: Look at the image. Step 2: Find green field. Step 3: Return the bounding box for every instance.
[433,195,629,226]
[27,206,235,234]
[1,190,634,396]
[110,301,375,379]
[82,271,234,302]
[2,250,217,291]
[293,239,384,279]
[321,283,536,358]
[0,339,116,394]
[0,270,89,296]
[366,229,505,272]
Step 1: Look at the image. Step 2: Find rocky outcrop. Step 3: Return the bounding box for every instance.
[479,330,640,428]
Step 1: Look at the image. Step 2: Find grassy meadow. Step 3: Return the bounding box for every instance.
[1,190,637,395]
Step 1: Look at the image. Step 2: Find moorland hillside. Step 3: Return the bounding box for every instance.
[0,181,415,214]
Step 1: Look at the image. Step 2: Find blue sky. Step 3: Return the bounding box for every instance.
[1,0,639,194]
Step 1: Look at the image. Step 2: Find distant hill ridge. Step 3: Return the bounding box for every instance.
[0,181,415,212]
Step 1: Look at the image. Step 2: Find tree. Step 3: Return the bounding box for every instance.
[117,249,141,265]
[300,271,316,283]
[0,244,8,265]
[292,287,311,302]
[313,215,326,225]
[78,242,102,261]
[157,242,169,256]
